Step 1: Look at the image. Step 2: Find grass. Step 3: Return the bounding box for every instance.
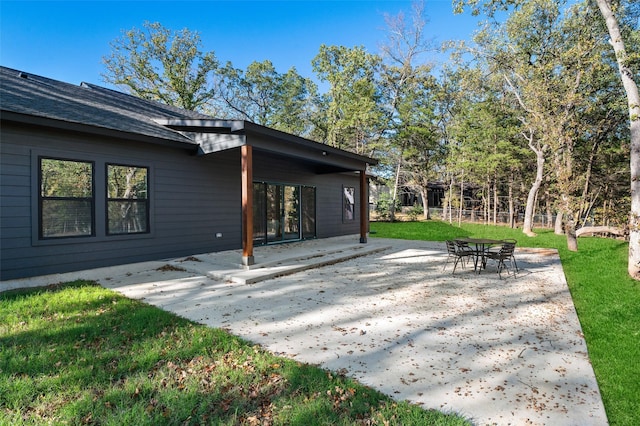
[371,220,640,426]
[0,281,471,425]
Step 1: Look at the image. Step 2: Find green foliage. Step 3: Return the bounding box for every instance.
[107,165,147,199]
[375,4,444,208]
[374,193,402,221]
[0,281,470,425]
[102,21,219,111]
[406,204,424,221]
[98,7,636,264]
[106,165,149,234]
[312,44,385,154]
[447,94,526,186]
[448,0,631,244]
[371,220,640,426]
[39,158,94,238]
[40,158,92,198]
[217,60,318,136]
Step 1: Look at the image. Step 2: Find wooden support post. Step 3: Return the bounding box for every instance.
[241,145,254,266]
[359,169,368,243]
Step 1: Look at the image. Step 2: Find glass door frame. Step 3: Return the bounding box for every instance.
[269,183,299,243]
[253,181,316,245]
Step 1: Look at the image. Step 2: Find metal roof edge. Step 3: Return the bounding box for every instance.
[154,119,245,133]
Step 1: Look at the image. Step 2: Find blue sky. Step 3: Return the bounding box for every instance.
[1,1,482,88]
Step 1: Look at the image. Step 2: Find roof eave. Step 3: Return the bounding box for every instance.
[1,110,199,151]
[242,121,379,166]
[154,118,245,133]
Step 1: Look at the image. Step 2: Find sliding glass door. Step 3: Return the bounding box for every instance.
[301,185,316,240]
[267,184,299,243]
[253,182,315,245]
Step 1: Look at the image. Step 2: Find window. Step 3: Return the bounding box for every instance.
[106,164,149,235]
[39,157,94,238]
[343,186,355,222]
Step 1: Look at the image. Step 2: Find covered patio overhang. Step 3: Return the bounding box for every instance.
[156,119,378,266]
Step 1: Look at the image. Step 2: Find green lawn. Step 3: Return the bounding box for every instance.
[2,221,637,425]
[0,281,471,425]
[371,220,640,426]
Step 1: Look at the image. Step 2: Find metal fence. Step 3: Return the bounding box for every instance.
[426,208,557,228]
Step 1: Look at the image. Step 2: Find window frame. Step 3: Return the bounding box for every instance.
[38,156,96,240]
[342,185,355,222]
[105,163,150,236]
[31,150,155,246]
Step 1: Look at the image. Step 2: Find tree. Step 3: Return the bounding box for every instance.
[431,66,468,224]
[458,0,618,252]
[102,21,219,112]
[449,91,526,225]
[594,0,640,278]
[456,0,639,274]
[311,45,385,155]
[460,1,560,237]
[217,60,317,136]
[378,0,438,221]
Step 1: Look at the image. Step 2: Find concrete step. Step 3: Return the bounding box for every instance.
[169,243,390,284]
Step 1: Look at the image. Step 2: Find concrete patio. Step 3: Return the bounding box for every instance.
[2,236,608,425]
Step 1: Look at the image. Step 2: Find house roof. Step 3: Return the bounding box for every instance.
[0,66,204,148]
[159,119,378,172]
[0,66,377,170]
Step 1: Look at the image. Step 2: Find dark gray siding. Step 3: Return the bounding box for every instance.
[1,124,365,281]
[1,123,242,280]
[253,151,362,238]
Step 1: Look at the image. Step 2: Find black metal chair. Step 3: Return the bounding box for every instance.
[443,240,476,273]
[486,241,517,278]
[501,239,519,272]
[456,240,481,270]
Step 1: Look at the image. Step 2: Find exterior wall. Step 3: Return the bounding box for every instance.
[252,151,362,239]
[0,123,241,280]
[1,124,364,280]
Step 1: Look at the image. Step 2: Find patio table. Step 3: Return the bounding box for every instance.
[455,237,503,272]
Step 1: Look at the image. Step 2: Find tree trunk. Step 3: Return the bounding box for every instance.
[420,187,430,220]
[576,226,625,238]
[390,156,403,222]
[545,191,553,228]
[595,0,640,279]
[458,178,464,226]
[555,210,564,235]
[509,174,515,228]
[565,215,578,252]
[493,176,498,225]
[523,133,545,236]
[483,185,489,224]
[580,138,600,222]
[581,189,599,228]
[448,177,454,224]
[483,191,488,224]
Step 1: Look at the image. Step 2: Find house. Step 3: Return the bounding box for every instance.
[369,176,447,215]
[0,66,377,281]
